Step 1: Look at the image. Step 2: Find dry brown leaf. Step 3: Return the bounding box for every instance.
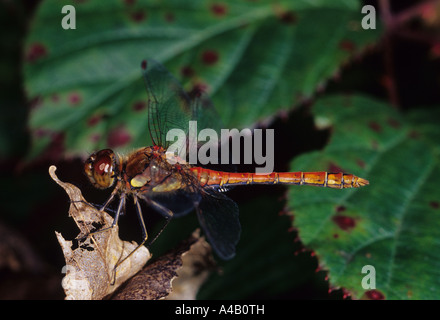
[166,232,216,300]
[111,230,215,300]
[49,165,150,300]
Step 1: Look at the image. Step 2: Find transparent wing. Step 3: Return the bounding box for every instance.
[141,59,223,155]
[139,186,241,260]
[141,59,194,148]
[196,189,241,260]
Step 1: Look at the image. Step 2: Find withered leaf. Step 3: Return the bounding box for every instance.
[49,165,150,300]
[166,231,216,300]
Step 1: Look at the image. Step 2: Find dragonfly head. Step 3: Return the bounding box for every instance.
[84,149,119,189]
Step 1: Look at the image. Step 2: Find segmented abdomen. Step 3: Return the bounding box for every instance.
[191,168,369,189]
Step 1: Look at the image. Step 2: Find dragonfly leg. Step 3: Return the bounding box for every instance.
[98,185,120,211]
[111,197,174,285]
[112,196,151,284]
[144,198,175,248]
[78,193,125,242]
[69,181,120,229]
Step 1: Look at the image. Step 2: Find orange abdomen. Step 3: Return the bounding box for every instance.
[190,168,369,189]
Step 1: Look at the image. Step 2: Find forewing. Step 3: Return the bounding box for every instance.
[141,60,194,148]
[191,88,222,135]
[141,60,225,162]
[196,189,241,260]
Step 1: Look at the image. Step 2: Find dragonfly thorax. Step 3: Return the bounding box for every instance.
[121,147,187,193]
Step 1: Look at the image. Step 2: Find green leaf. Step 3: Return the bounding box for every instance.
[24,0,380,159]
[287,95,440,299]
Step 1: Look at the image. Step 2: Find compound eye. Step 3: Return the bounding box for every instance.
[84,149,118,189]
[94,155,113,175]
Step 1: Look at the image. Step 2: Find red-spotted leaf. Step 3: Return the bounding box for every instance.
[287,95,440,300]
[24,0,380,160]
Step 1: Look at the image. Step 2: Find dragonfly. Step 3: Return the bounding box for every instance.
[84,59,369,270]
